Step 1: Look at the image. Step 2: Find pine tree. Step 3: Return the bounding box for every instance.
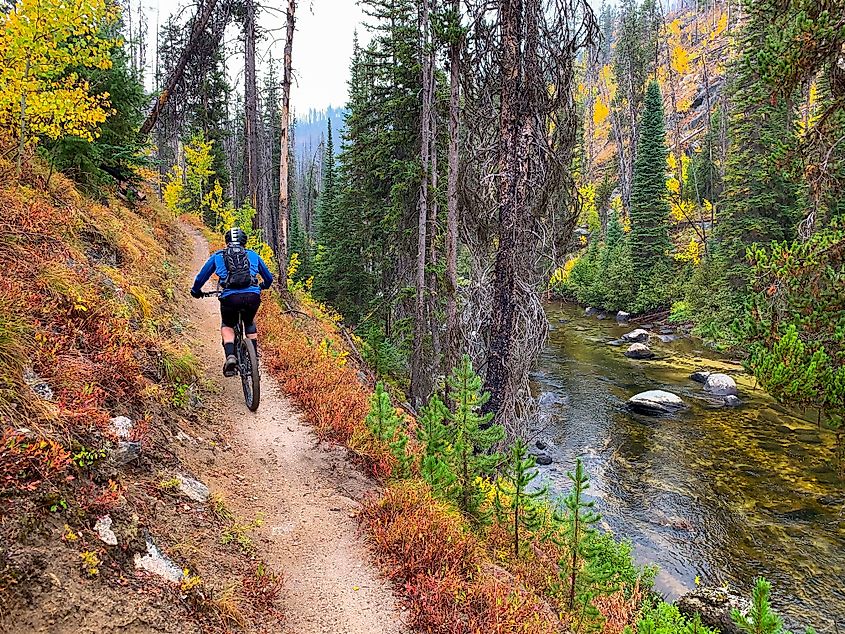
[416,394,455,497]
[715,0,802,290]
[494,438,548,558]
[365,382,411,477]
[556,458,601,613]
[446,355,504,520]
[629,81,671,279]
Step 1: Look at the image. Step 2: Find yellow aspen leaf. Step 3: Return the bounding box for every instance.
[593,98,610,126]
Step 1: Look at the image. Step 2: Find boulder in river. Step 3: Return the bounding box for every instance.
[704,373,738,396]
[723,395,742,408]
[616,311,631,323]
[585,307,597,316]
[690,371,711,384]
[627,390,686,415]
[625,343,655,359]
[676,586,750,634]
[621,328,650,343]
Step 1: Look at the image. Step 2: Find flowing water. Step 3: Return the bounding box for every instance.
[532,302,844,631]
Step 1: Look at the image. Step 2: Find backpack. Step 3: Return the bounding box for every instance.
[221,245,254,290]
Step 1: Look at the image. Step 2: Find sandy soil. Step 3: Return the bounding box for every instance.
[184,230,407,634]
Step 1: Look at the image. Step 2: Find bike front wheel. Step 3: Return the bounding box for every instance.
[238,337,260,412]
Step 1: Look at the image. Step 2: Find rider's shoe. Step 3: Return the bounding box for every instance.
[223,354,238,377]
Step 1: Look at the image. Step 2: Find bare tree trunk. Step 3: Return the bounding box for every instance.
[445,0,461,375]
[140,0,220,135]
[278,0,297,279]
[484,0,522,419]
[411,0,433,403]
[244,0,261,230]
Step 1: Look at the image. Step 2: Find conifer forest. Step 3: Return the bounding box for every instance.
[0,0,843,633]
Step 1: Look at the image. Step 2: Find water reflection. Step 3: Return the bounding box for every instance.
[533,303,845,631]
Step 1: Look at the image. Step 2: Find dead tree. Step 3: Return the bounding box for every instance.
[244,0,261,230]
[445,0,462,375]
[277,0,297,279]
[411,0,435,403]
[462,0,598,435]
[140,0,220,135]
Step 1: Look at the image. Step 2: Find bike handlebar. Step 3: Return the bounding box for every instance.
[199,290,222,297]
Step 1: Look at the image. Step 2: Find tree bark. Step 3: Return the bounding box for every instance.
[140,0,220,135]
[278,0,297,280]
[244,0,261,231]
[483,0,523,418]
[445,0,461,375]
[411,0,433,403]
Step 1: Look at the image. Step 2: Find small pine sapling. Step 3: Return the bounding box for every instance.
[494,437,548,558]
[416,394,456,497]
[732,577,816,634]
[366,382,411,478]
[555,458,604,630]
[446,355,504,520]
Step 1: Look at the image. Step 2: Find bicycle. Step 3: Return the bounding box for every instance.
[200,290,261,412]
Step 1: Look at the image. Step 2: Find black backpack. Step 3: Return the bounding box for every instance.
[221,245,254,289]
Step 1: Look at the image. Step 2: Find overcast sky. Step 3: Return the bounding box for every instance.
[149,0,371,113]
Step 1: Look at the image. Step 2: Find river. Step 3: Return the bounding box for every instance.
[531,302,844,631]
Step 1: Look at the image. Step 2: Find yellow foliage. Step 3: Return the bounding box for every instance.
[592,97,610,126]
[0,0,118,145]
[578,183,600,233]
[671,44,690,75]
[549,257,579,287]
[162,165,184,214]
[674,239,703,265]
[712,12,728,40]
[668,18,682,38]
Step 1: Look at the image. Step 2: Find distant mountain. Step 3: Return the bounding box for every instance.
[293,106,345,165]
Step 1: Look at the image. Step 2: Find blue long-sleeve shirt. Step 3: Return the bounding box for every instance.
[192,249,274,298]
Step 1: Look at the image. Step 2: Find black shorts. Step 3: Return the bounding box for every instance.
[219,292,261,333]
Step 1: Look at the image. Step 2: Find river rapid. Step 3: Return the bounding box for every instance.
[531,302,844,631]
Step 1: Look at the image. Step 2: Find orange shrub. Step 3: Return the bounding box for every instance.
[361,481,561,634]
[257,297,397,477]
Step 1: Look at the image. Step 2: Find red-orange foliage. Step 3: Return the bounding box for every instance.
[0,430,71,492]
[361,481,561,634]
[257,297,396,477]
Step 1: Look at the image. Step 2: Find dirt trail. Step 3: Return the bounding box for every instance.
[184,230,407,634]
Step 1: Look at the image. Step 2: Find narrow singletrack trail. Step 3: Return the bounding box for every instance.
[183,229,407,634]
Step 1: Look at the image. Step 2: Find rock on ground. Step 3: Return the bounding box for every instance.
[628,390,686,415]
[704,373,738,396]
[616,311,631,323]
[93,515,118,546]
[134,538,183,583]
[109,416,133,439]
[621,328,650,343]
[676,586,750,634]
[177,474,210,502]
[625,343,655,359]
[723,395,742,407]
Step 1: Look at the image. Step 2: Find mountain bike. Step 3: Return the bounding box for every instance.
[200,291,260,412]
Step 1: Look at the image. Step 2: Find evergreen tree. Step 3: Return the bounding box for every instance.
[715,0,802,289]
[416,394,455,497]
[365,382,411,477]
[493,438,548,558]
[629,81,671,278]
[446,355,504,520]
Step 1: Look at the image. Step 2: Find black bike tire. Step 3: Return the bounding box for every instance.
[240,337,261,412]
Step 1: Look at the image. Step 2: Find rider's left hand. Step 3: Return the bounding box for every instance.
[190,288,203,299]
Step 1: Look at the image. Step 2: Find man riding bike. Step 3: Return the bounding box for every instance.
[190,227,274,376]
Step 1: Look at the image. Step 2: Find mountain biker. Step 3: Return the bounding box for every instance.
[190,227,274,376]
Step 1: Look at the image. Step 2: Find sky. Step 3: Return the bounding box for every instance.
[148,0,371,113]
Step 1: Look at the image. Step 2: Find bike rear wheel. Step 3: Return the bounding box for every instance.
[238,337,260,412]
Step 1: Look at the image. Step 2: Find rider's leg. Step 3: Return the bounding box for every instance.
[221,326,236,357]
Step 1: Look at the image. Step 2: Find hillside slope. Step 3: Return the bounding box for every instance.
[0,159,285,632]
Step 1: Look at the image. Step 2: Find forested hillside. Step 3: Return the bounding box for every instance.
[0,0,843,632]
